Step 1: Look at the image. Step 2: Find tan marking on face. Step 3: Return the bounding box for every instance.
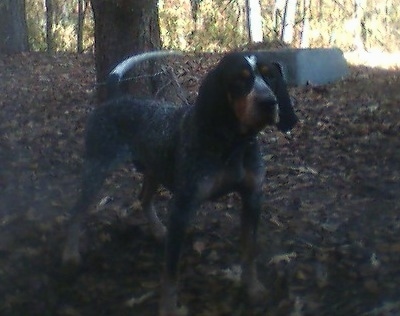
[232,91,255,133]
[232,90,271,133]
[259,65,269,76]
[241,69,251,79]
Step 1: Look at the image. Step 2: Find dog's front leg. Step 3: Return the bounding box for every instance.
[159,195,194,316]
[240,187,266,302]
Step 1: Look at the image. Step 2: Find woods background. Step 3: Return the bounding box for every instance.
[2,0,400,54]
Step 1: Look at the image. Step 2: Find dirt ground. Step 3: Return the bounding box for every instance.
[0,52,399,316]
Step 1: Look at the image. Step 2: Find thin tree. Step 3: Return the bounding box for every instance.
[245,0,263,43]
[273,0,283,36]
[45,0,54,52]
[281,0,297,44]
[0,0,29,53]
[353,0,366,51]
[300,0,310,48]
[77,0,87,53]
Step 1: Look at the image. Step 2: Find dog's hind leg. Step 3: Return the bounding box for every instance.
[139,173,166,241]
[62,159,110,266]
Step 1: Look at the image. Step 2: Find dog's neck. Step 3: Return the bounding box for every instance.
[188,104,257,161]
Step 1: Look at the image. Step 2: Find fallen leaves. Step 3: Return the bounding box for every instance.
[193,240,206,255]
[125,291,155,307]
[220,265,242,283]
[269,252,297,265]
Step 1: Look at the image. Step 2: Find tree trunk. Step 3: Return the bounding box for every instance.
[300,0,310,48]
[90,0,164,101]
[245,0,263,43]
[190,0,201,22]
[77,0,90,53]
[281,0,297,44]
[318,0,323,20]
[0,0,29,54]
[77,0,84,53]
[353,0,366,51]
[45,0,54,52]
[273,0,284,36]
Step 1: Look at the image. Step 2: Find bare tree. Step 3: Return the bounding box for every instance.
[300,0,310,48]
[245,0,263,43]
[0,0,29,53]
[77,0,90,53]
[45,0,54,52]
[353,0,366,51]
[281,0,297,43]
[274,0,298,44]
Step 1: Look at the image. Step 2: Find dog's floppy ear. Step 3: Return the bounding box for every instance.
[271,62,298,132]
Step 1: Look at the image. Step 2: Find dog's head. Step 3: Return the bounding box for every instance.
[214,53,298,134]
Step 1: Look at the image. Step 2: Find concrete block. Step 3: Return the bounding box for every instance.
[254,48,349,86]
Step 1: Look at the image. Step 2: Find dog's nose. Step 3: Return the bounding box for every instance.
[253,76,277,106]
[254,94,279,124]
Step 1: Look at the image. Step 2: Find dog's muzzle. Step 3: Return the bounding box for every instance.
[254,77,279,124]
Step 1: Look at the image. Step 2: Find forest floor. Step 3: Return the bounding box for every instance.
[0,51,399,316]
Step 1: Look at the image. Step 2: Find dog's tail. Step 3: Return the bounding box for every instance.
[106,50,181,98]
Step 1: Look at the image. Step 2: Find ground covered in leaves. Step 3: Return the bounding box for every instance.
[0,52,399,316]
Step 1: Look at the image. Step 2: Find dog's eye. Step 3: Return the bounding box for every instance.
[228,71,252,95]
[231,69,251,86]
[259,65,269,76]
[241,69,251,79]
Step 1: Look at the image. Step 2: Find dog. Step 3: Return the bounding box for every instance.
[62,51,298,315]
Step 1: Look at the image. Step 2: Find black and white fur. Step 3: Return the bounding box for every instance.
[62,51,298,316]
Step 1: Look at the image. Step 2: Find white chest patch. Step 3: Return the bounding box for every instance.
[245,55,257,71]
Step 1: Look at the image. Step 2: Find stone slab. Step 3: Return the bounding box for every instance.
[253,48,349,86]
